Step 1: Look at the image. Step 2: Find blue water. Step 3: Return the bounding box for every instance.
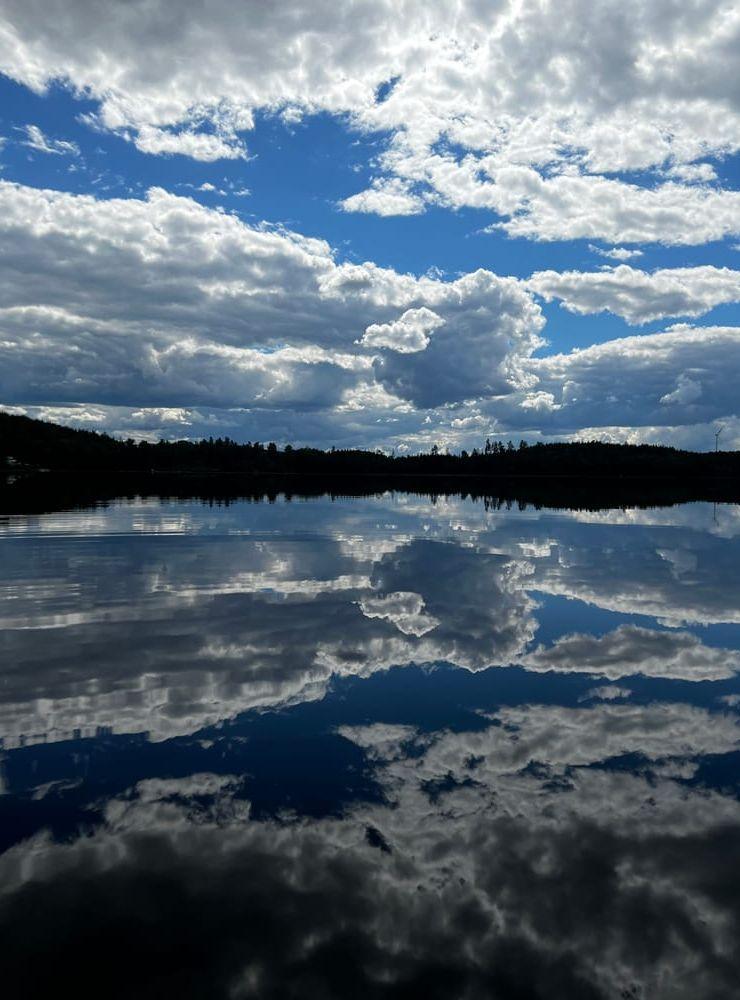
[1,494,739,998]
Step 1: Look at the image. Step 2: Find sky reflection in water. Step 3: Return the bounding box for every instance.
[1,494,740,999]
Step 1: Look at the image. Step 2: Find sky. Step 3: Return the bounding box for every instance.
[1,0,740,451]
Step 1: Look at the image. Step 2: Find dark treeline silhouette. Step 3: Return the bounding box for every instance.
[3,409,740,514]
[2,411,740,481]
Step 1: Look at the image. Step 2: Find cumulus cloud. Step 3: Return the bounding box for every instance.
[339,178,425,216]
[476,171,740,244]
[2,2,740,242]
[528,265,740,324]
[375,143,740,243]
[0,181,542,415]
[660,373,703,406]
[589,245,644,261]
[133,124,248,161]
[360,306,444,353]
[502,324,740,434]
[372,271,544,408]
[664,160,718,183]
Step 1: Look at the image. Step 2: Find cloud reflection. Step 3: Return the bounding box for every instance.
[1,496,739,747]
[2,494,740,996]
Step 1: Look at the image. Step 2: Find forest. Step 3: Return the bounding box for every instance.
[2,410,739,479]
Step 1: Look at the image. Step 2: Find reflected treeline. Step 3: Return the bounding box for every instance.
[3,469,740,517]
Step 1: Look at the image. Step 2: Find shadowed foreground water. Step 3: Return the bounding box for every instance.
[1,492,740,999]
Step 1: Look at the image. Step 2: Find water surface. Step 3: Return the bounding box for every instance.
[2,493,740,998]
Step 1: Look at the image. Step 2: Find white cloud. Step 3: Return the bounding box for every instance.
[360,306,444,353]
[660,373,703,406]
[133,124,247,161]
[371,270,544,408]
[589,245,644,261]
[476,171,740,244]
[339,178,425,216]
[0,180,542,417]
[664,160,718,183]
[21,123,79,156]
[528,265,740,324]
[2,2,740,242]
[567,418,740,453]
[501,324,740,433]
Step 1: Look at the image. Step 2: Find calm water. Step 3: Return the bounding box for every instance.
[2,493,740,998]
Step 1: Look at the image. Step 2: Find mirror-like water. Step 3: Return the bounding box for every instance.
[2,493,740,998]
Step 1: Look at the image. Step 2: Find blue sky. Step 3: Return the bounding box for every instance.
[1,1,740,449]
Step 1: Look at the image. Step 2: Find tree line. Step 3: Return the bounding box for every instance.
[2,410,739,479]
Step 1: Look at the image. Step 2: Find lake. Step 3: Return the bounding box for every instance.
[1,491,740,998]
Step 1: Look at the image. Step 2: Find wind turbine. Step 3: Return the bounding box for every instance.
[712,425,724,526]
